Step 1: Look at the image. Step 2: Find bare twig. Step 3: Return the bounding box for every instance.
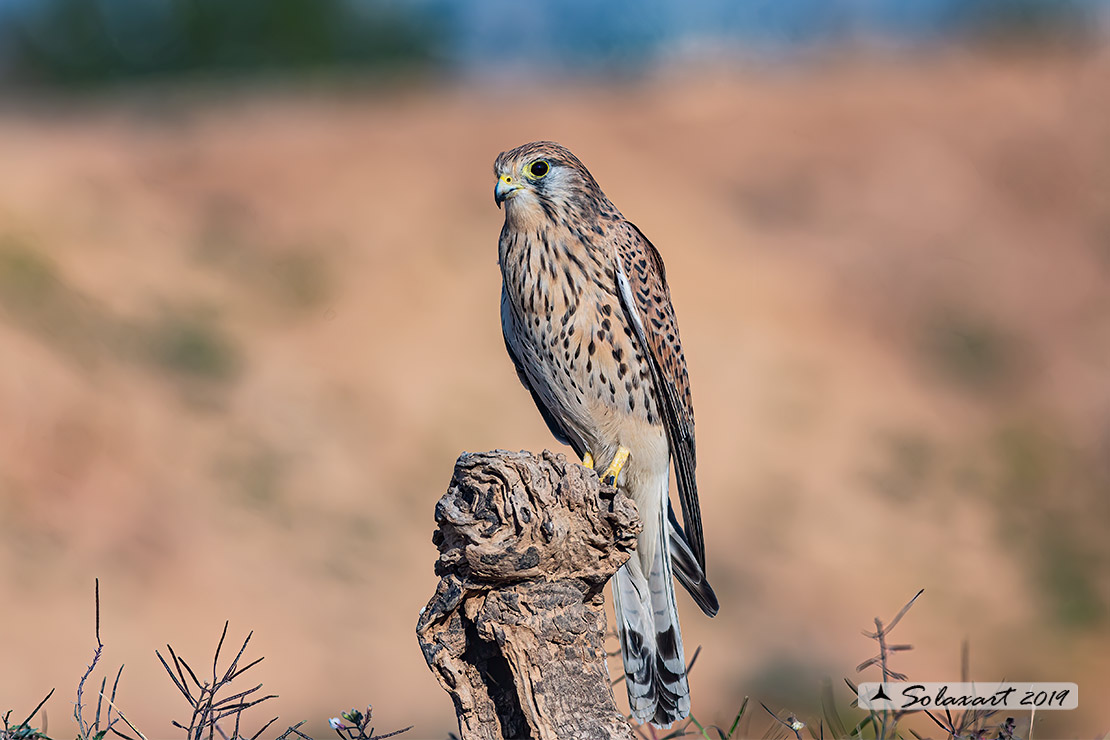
[75,580,105,739]
[247,716,279,740]
[69,581,143,740]
[157,624,275,740]
[97,692,144,740]
[14,689,55,735]
[759,702,804,740]
[3,690,56,740]
[855,589,925,740]
[273,721,311,740]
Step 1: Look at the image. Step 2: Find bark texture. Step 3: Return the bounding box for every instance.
[416,450,640,740]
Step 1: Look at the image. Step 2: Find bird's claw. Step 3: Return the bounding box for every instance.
[581,452,594,470]
[601,446,630,486]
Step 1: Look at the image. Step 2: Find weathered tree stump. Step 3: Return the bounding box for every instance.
[416,450,641,740]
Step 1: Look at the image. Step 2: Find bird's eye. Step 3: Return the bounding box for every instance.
[526,160,549,179]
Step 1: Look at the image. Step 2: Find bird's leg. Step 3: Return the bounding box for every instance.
[581,452,594,470]
[601,446,630,486]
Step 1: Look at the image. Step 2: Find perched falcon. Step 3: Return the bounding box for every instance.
[494,141,718,728]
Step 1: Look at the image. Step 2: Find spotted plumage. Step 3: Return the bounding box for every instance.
[494,141,718,728]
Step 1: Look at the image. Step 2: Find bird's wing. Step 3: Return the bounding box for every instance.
[612,221,706,570]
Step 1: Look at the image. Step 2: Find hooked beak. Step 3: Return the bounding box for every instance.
[494,173,524,208]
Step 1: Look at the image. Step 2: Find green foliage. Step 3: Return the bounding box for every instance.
[144,309,242,382]
[684,697,749,739]
[921,310,1025,395]
[268,251,331,311]
[1034,525,1106,629]
[989,421,1108,630]
[5,0,441,88]
[0,238,57,306]
[0,235,246,395]
[328,707,412,740]
[1,690,56,740]
[952,0,1099,43]
[739,655,825,721]
[0,236,104,361]
[991,422,1057,503]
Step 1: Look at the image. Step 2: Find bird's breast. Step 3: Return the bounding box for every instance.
[499,227,662,436]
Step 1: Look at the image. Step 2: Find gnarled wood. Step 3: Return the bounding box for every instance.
[416,450,640,740]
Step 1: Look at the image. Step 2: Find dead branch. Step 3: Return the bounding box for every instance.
[417,450,640,740]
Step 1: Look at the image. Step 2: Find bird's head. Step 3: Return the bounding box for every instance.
[493,141,613,225]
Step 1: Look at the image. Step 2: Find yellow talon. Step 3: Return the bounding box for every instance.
[582,452,594,470]
[601,446,630,486]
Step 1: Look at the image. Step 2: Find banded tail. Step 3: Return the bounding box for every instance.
[613,496,717,727]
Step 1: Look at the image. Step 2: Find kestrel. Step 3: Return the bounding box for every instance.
[494,141,718,728]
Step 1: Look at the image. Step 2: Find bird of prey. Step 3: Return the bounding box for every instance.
[494,141,718,728]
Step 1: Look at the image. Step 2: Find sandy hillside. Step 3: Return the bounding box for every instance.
[1,48,1109,738]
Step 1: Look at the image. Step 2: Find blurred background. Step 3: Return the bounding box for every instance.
[1,1,1109,738]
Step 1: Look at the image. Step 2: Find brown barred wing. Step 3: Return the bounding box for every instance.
[612,222,708,577]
